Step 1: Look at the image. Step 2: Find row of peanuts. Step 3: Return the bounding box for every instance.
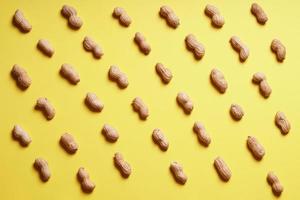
[10,2,288,197]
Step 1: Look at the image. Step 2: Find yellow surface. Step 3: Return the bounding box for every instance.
[0,0,299,199]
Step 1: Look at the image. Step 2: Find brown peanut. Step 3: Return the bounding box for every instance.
[214,157,231,182]
[59,133,78,154]
[13,9,32,33]
[230,36,249,62]
[185,34,205,60]
[251,3,268,25]
[275,112,290,135]
[210,68,228,93]
[230,104,244,121]
[152,128,169,151]
[83,36,104,59]
[193,122,211,147]
[170,161,187,185]
[60,63,80,85]
[204,4,225,28]
[34,158,51,182]
[134,32,151,55]
[114,152,131,178]
[132,97,149,120]
[271,39,286,62]
[252,72,266,84]
[247,136,265,160]
[176,92,193,114]
[102,124,119,142]
[77,167,95,193]
[159,6,180,28]
[85,92,104,112]
[113,7,131,27]
[267,171,284,196]
[37,39,54,57]
[155,63,172,84]
[61,5,83,30]
[35,97,55,120]
[252,72,272,98]
[12,125,31,147]
[108,65,128,89]
[11,64,31,90]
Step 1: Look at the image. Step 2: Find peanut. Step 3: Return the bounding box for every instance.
[11,64,31,90]
[170,161,187,185]
[176,92,193,114]
[37,39,54,57]
[85,92,104,112]
[230,104,244,121]
[252,72,272,98]
[59,133,78,154]
[132,97,149,120]
[159,6,180,28]
[13,9,32,33]
[204,4,225,28]
[155,63,172,84]
[60,63,80,85]
[114,152,131,178]
[113,7,131,27]
[83,36,104,59]
[267,171,284,196]
[35,97,55,120]
[214,157,231,182]
[271,39,286,62]
[101,124,119,142]
[185,34,205,60]
[12,125,31,147]
[230,36,249,62]
[77,167,95,193]
[134,32,151,55]
[193,122,211,147]
[61,5,83,30]
[247,136,265,160]
[152,128,169,151]
[210,68,228,93]
[251,3,268,25]
[108,65,128,89]
[34,158,51,182]
[275,111,290,135]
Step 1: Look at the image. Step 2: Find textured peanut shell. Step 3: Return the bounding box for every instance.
[252,72,266,84]
[61,5,82,29]
[77,167,95,193]
[11,64,31,90]
[134,32,151,55]
[13,9,32,33]
[155,63,172,84]
[204,4,224,28]
[152,128,169,151]
[185,34,205,60]
[37,39,54,57]
[230,104,244,121]
[132,97,149,120]
[251,3,268,24]
[83,36,103,59]
[193,122,211,147]
[114,152,131,178]
[259,80,272,98]
[159,6,180,28]
[267,172,283,196]
[60,133,78,154]
[108,65,128,89]
[210,68,228,93]
[214,157,231,182]
[12,125,31,147]
[170,161,187,185]
[230,36,249,62]
[85,92,104,112]
[271,39,286,62]
[176,92,193,114]
[247,136,265,160]
[275,112,290,135]
[61,5,77,17]
[34,158,51,182]
[60,63,80,85]
[102,124,119,142]
[35,98,55,120]
[113,7,131,27]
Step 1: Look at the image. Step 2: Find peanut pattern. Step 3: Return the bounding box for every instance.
[12,125,31,147]
[60,63,80,85]
[85,92,104,112]
[37,39,54,57]
[230,36,249,62]
[267,172,284,196]
[210,68,228,93]
[108,65,128,89]
[61,5,83,29]
[34,158,51,182]
[77,167,96,193]
[83,36,104,59]
[134,32,151,55]
[251,3,268,25]
[271,39,286,62]
[214,157,231,182]
[155,63,172,84]
[230,104,244,121]
[193,122,211,147]
[11,64,31,90]
[59,133,78,154]
[114,152,131,178]
[132,97,149,120]
[159,6,180,28]
[170,161,187,185]
[247,136,265,160]
[13,9,32,33]
[252,72,272,98]
[35,97,55,120]
[102,124,119,142]
[185,34,205,60]
[113,7,132,27]
[275,112,290,135]
[176,92,193,114]
[204,4,225,28]
[152,128,169,151]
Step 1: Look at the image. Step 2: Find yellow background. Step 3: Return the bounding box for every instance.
[0,0,299,199]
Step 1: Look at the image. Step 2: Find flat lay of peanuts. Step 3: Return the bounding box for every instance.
[1,0,299,200]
